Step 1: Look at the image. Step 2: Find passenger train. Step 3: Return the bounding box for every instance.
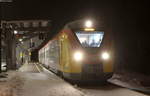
[39,19,114,82]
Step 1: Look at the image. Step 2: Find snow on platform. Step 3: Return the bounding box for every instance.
[79,84,148,96]
[19,62,42,73]
[1,62,149,96]
[0,71,24,96]
[20,64,85,96]
[19,72,84,96]
[0,62,85,96]
[108,71,150,94]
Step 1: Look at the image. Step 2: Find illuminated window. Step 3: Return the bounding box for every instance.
[75,31,104,47]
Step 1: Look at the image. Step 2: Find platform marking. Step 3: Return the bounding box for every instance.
[34,63,41,73]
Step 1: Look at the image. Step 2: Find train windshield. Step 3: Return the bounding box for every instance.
[75,31,104,47]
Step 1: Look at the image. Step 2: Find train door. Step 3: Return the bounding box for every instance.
[59,33,71,73]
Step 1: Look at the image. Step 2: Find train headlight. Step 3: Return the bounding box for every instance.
[85,20,93,28]
[101,52,110,60]
[74,51,83,61]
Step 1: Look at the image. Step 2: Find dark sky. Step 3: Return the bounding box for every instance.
[1,0,109,20]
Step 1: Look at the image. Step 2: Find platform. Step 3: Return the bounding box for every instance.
[0,62,148,96]
[0,62,84,96]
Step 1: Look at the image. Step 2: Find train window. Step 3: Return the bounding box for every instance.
[48,40,60,65]
[75,31,104,47]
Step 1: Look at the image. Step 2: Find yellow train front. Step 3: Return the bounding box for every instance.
[39,19,114,82]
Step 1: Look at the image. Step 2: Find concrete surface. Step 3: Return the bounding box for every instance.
[0,62,149,96]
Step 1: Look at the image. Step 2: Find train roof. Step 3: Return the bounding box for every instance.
[38,19,105,51]
[63,19,104,30]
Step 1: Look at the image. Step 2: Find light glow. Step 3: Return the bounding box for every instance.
[74,51,83,61]
[14,30,18,34]
[19,38,23,42]
[102,52,110,60]
[84,28,95,31]
[85,20,92,28]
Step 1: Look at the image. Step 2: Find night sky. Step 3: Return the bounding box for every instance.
[1,0,150,75]
[1,0,109,20]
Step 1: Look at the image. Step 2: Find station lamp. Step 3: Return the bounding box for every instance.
[14,30,18,34]
[19,38,23,42]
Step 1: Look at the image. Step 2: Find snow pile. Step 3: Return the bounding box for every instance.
[108,71,150,94]
[0,71,24,96]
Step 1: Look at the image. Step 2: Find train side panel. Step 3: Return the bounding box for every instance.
[59,31,81,73]
[44,40,60,73]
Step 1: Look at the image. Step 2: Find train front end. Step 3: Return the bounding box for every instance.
[64,20,114,82]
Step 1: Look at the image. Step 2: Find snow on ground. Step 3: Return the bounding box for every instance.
[18,62,85,96]
[19,63,40,73]
[108,71,150,94]
[19,72,85,96]
[0,71,24,96]
[78,84,148,96]
[1,63,149,96]
[0,62,85,96]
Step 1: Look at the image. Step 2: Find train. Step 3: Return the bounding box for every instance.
[38,19,114,82]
